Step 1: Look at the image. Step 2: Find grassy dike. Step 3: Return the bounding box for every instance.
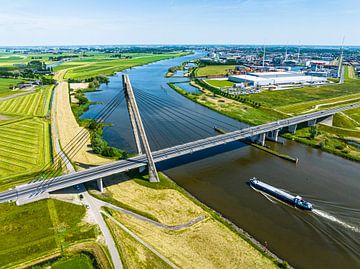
[87,172,289,268]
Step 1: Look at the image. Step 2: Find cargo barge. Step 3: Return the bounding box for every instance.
[248,178,313,211]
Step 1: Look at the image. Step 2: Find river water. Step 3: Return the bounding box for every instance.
[82,52,360,269]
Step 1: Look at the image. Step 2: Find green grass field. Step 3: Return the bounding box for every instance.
[0,85,53,117]
[0,78,24,97]
[0,118,50,190]
[50,254,94,269]
[205,79,235,87]
[245,69,360,115]
[343,107,360,124]
[106,217,171,269]
[195,65,236,77]
[54,52,189,80]
[0,199,96,268]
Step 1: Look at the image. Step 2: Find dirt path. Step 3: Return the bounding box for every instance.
[103,211,179,269]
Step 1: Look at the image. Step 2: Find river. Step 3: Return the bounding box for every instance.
[82,52,360,269]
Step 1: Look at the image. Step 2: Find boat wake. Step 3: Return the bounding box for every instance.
[313,209,360,234]
[250,185,278,204]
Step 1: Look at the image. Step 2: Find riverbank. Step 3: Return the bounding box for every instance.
[87,171,288,268]
[169,80,360,162]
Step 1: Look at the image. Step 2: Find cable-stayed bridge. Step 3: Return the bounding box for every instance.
[0,74,359,204]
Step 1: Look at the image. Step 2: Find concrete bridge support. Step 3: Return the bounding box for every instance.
[266,129,280,142]
[258,133,266,146]
[288,124,297,134]
[307,119,317,127]
[97,178,104,193]
[123,74,160,182]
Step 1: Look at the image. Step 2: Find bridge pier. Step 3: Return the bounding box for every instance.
[97,178,104,193]
[266,129,280,142]
[288,124,297,134]
[258,133,266,146]
[307,119,317,127]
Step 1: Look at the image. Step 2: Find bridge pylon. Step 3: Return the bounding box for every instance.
[122,74,160,182]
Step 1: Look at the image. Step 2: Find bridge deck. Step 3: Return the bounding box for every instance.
[1,102,359,203]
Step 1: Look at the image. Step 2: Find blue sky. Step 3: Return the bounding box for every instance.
[1,0,359,46]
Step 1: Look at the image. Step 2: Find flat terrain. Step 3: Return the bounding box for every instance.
[55,52,189,80]
[0,78,24,97]
[0,86,52,117]
[247,66,360,115]
[0,118,50,190]
[205,79,235,87]
[0,199,97,268]
[0,82,53,190]
[95,174,277,269]
[195,65,237,77]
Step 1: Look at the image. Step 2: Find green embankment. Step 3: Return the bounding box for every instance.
[0,199,97,268]
[47,253,94,269]
[168,82,284,126]
[56,52,189,80]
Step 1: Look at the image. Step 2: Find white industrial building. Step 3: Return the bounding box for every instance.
[229,71,327,87]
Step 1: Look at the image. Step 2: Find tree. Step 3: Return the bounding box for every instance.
[310,125,318,139]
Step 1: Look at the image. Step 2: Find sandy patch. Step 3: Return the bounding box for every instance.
[70,83,89,91]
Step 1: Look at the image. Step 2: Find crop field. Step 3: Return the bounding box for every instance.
[53,52,189,80]
[205,79,235,87]
[0,118,50,188]
[0,199,97,268]
[194,65,238,77]
[0,78,24,97]
[0,85,52,116]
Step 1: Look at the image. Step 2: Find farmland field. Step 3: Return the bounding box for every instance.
[0,78,24,97]
[0,118,51,189]
[195,65,237,77]
[0,199,97,268]
[0,85,53,116]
